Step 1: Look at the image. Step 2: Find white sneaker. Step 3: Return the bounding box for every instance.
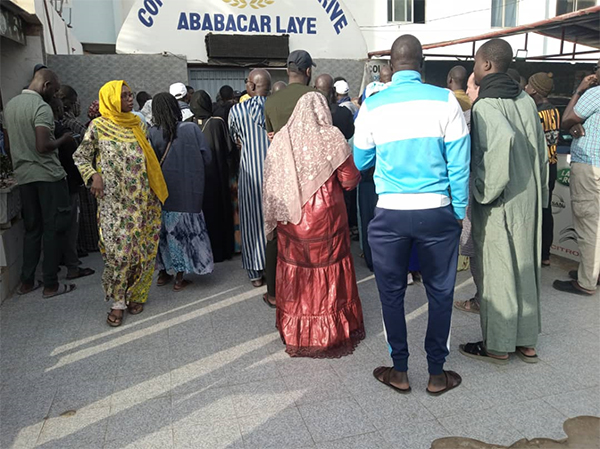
[407,273,414,285]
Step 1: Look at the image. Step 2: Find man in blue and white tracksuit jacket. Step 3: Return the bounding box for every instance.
[353,35,470,394]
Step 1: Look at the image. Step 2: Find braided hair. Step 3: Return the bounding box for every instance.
[151,92,182,142]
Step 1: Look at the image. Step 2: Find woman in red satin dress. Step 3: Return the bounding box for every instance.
[263,92,365,358]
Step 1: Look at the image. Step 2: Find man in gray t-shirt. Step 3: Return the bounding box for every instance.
[4,69,77,298]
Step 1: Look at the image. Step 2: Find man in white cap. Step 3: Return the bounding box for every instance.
[169,82,194,121]
[334,79,358,115]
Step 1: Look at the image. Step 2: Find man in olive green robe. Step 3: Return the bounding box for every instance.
[460,39,548,364]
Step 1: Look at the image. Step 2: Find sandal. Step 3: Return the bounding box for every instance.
[107,310,124,327]
[251,278,264,288]
[569,270,600,286]
[454,298,480,314]
[173,279,192,292]
[515,347,539,364]
[16,281,43,296]
[372,366,411,394]
[157,272,173,286]
[42,283,77,299]
[459,341,509,365]
[127,303,144,315]
[66,267,95,280]
[426,370,462,396]
[262,293,276,309]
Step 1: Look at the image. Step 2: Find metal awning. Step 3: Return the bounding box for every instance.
[368,6,600,60]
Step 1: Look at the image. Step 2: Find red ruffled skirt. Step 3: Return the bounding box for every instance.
[275,175,365,358]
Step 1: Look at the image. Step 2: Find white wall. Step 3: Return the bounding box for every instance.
[0,35,45,102]
[67,0,598,58]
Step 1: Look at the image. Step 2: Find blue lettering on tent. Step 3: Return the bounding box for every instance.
[174,13,324,35]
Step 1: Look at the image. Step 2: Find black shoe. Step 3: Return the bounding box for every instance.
[553,280,593,296]
[78,250,89,258]
[569,270,600,286]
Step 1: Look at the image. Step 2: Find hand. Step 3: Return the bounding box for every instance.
[457,219,463,228]
[58,132,74,145]
[90,173,104,199]
[569,123,585,139]
[577,74,598,94]
[267,132,275,142]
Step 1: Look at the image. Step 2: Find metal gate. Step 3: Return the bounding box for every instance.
[188,68,249,102]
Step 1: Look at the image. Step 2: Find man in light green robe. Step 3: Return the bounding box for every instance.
[460,39,548,363]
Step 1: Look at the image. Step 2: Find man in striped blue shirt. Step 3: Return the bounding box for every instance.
[354,35,470,396]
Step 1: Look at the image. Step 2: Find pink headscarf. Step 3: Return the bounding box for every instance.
[263,92,351,235]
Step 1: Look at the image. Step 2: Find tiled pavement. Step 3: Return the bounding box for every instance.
[1,246,598,449]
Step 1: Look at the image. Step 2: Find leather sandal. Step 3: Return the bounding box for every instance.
[426,370,462,396]
[372,366,411,394]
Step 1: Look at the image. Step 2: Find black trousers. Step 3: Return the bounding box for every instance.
[369,206,461,375]
[20,180,71,288]
[542,163,558,261]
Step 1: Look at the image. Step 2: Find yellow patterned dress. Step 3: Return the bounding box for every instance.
[74,117,161,308]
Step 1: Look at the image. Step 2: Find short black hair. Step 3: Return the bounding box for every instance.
[136,91,152,109]
[219,85,234,101]
[186,85,194,93]
[479,39,513,73]
[58,85,78,103]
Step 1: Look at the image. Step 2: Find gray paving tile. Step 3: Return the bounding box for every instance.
[104,429,174,449]
[116,347,170,377]
[379,420,449,449]
[35,406,109,449]
[543,387,600,418]
[438,409,525,447]
[110,372,171,412]
[0,422,44,449]
[315,432,389,449]
[173,419,243,449]
[0,384,57,427]
[171,386,236,426]
[353,390,435,430]
[415,382,487,419]
[298,398,375,443]
[106,397,172,443]
[169,360,229,395]
[282,367,352,406]
[230,378,296,418]
[238,407,314,449]
[495,398,568,441]
[48,378,115,417]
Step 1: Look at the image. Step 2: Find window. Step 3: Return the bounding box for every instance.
[556,0,596,16]
[388,0,426,23]
[491,0,517,27]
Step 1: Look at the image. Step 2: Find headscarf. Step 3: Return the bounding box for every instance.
[263,92,351,235]
[189,90,213,121]
[98,80,168,203]
[140,99,153,126]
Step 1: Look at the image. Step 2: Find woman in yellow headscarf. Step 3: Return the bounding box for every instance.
[74,80,168,327]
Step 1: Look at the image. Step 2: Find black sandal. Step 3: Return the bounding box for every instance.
[107,310,124,327]
[459,341,509,365]
[66,267,95,280]
[426,370,462,396]
[372,366,411,394]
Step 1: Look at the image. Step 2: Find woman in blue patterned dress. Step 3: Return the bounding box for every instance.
[148,93,214,291]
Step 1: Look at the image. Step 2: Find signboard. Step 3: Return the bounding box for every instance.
[117,0,368,62]
[550,155,580,262]
[0,6,26,45]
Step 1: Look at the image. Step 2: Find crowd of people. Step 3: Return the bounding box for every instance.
[3,34,599,395]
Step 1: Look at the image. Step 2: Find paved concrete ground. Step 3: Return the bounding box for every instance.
[1,245,599,449]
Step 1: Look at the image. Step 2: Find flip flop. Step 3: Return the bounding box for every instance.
[42,283,76,299]
[569,270,600,286]
[66,267,95,280]
[453,298,480,314]
[426,370,462,396]
[372,366,412,394]
[459,341,509,365]
[552,280,594,296]
[173,279,192,292]
[515,348,539,364]
[262,293,276,309]
[251,279,264,288]
[16,281,43,296]
[157,274,174,286]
